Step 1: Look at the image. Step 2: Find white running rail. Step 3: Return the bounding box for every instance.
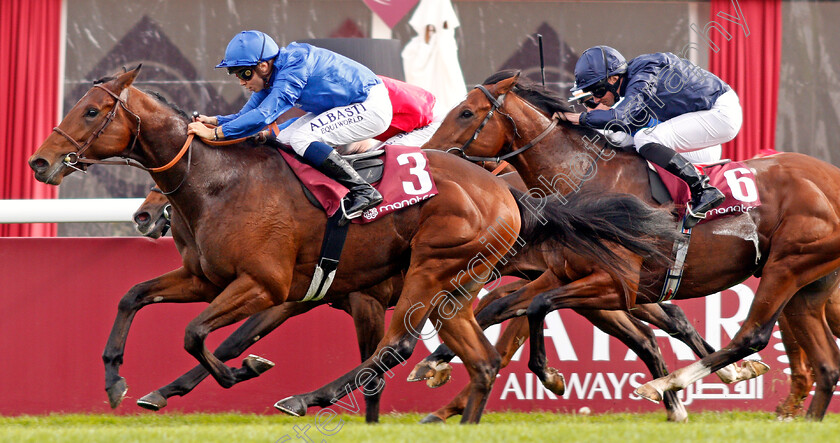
[0,199,146,223]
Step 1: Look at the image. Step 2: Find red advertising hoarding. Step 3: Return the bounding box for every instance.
[0,238,828,416]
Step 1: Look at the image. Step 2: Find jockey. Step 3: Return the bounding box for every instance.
[188,30,435,221]
[564,46,743,219]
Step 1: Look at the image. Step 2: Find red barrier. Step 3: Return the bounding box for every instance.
[0,238,826,416]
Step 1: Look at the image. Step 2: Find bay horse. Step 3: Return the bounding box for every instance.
[28,66,675,423]
[421,70,840,420]
[132,188,401,422]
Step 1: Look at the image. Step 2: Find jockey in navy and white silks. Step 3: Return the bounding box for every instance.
[568,46,743,219]
[189,30,434,220]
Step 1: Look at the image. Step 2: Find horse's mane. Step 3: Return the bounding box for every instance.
[144,90,189,120]
[483,70,623,153]
[482,70,575,115]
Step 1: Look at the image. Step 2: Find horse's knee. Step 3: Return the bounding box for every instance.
[376,337,415,369]
[472,354,501,390]
[117,285,150,312]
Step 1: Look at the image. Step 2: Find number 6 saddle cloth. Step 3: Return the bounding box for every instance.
[278,145,438,224]
[652,160,761,226]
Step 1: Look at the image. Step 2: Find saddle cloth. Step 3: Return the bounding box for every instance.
[652,161,761,225]
[278,145,438,224]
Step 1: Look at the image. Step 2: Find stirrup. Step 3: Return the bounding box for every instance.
[682,203,707,229]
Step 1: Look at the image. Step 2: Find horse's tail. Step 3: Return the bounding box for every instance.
[512,187,676,285]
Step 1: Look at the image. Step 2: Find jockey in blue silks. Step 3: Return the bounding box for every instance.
[565,46,743,219]
[189,30,411,220]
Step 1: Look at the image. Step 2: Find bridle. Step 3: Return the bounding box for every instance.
[446,84,560,164]
[51,84,195,194]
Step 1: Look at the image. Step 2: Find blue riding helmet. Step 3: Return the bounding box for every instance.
[571,46,628,92]
[216,30,280,69]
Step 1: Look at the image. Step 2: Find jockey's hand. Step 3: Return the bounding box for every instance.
[195,114,218,125]
[187,121,216,140]
[563,112,581,125]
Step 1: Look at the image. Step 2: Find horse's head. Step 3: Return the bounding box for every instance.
[134,188,171,239]
[29,66,143,185]
[423,72,521,162]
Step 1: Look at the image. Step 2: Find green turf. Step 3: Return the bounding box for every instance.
[1,412,838,443]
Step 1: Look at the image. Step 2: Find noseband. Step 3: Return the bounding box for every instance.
[446,84,560,163]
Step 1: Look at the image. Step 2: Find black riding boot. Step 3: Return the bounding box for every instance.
[317,150,383,220]
[638,142,725,218]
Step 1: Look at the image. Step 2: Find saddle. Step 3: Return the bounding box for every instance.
[262,138,385,210]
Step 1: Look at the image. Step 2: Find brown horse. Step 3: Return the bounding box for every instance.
[133,188,171,238]
[28,66,674,423]
[422,71,840,420]
[131,188,401,422]
[411,171,758,423]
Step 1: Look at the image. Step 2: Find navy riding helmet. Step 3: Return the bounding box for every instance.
[571,46,628,99]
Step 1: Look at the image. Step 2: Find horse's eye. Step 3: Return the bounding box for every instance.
[459,109,474,119]
[85,108,99,118]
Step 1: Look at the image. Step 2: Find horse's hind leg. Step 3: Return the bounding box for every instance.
[575,308,688,422]
[775,312,811,420]
[138,302,315,410]
[102,267,217,409]
[781,290,839,421]
[632,303,763,384]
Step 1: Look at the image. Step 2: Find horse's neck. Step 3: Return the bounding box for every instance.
[509,116,645,195]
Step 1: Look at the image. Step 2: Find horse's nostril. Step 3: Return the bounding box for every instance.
[134,212,150,224]
[29,157,49,172]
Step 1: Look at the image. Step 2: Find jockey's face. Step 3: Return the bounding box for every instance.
[239,61,271,93]
[592,75,621,107]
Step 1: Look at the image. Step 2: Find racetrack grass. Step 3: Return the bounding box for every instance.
[1,411,839,442]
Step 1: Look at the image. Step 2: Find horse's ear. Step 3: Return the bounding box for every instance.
[494,72,519,95]
[113,64,142,92]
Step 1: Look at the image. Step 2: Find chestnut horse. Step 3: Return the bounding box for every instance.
[410,171,757,423]
[422,71,840,420]
[28,66,674,423]
[130,189,399,423]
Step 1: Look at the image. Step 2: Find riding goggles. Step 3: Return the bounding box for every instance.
[583,80,610,99]
[228,66,255,81]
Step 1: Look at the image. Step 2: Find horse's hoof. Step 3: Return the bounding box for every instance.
[137,391,167,411]
[105,377,128,409]
[742,360,770,378]
[666,402,689,423]
[635,383,663,403]
[274,396,307,417]
[426,363,452,388]
[243,354,275,376]
[541,367,565,396]
[407,360,437,382]
[419,414,446,424]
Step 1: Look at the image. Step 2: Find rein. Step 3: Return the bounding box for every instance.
[52,83,279,194]
[446,84,560,163]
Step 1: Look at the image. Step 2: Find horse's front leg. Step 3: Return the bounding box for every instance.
[183,274,285,389]
[137,301,317,411]
[103,267,218,408]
